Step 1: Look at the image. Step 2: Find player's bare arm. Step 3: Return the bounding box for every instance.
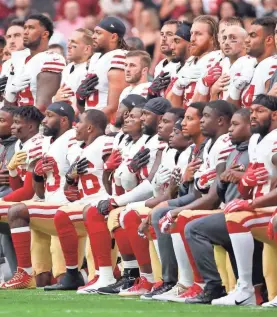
[36,72,62,113]
[104,69,128,121]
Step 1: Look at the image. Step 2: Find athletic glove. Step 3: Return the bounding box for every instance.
[76,74,99,100]
[0,76,8,94]
[177,65,202,88]
[240,167,269,188]
[33,159,44,176]
[267,210,277,241]
[104,150,122,171]
[148,71,171,97]
[128,147,150,173]
[196,168,217,191]
[64,185,81,202]
[97,198,118,216]
[224,199,253,214]
[42,156,56,173]
[66,157,89,185]
[7,151,27,171]
[159,211,175,234]
[202,63,222,88]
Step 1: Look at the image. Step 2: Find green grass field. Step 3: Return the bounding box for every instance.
[0,290,276,317]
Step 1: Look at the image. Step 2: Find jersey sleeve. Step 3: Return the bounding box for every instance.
[26,136,43,169]
[215,139,235,167]
[110,51,126,71]
[102,137,114,159]
[67,136,82,165]
[41,52,66,73]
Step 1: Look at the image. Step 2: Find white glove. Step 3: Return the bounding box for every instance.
[229,57,257,100]
[172,65,202,96]
[156,167,172,186]
[5,74,31,103]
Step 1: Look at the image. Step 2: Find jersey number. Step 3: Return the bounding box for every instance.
[86,91,99,108]
[79,166,101,197]
[242,85,255,108]
[18,86,34,106]
[46,160,61,192]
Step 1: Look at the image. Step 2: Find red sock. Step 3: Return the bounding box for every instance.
[11,226,31,268]
[85,206,112,267]
[113,227,133,255]
[124,210,151,266]
[54,210,78,267]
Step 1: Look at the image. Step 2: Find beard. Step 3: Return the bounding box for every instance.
[24,36,42,50]
[43,123,60,137]
[142,124,156,136]
[250,118,271,136]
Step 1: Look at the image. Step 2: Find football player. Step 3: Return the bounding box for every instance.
[2,106,44,203]
[149,21,190,99]
[169,15,222,108]
[198,25,249,101]
[119,50,151,101]
[149,100,236,300]
[213,94,277,306]
[4,14,66,112]
[2,102,80,289]
[42,109,114,291]
[76,98,171,294]
[76,16,128,121]
[228,17,277,108]
[53,28,93,114]
[184,108,265,305]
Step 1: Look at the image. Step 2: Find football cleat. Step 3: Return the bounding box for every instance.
[152,283,188,301]
[44,271,84,291]
[211,281,256,306]
[2,267,36,289]
[77,276,116,295]
[119,277,153,296]
[185,285,226,304]
[170,283,203,303]
[77,275,99,292]
[98,269,139,295]
[140,281,175,300]
[262,295,277,308]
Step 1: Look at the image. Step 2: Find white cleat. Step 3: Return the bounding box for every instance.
[262,295,277,308]
[212,281,256,306]
[77,277,116,295]
[152,283,188,301]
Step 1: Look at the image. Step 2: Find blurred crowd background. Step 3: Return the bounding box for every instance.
[0,0,276,75]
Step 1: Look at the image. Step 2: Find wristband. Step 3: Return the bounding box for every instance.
[9,169,18,177]
[33,173,44,183]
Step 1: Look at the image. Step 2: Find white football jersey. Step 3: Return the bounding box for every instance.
[248,130,277,199]
[178,50,222,106]
[241,55,277,108]
[138,134,167,182]
[59,61,88,112]
[152,146,177,196]
[119,82,150,102]
[114,134,150,191]
[154,59,181,97]
[86,49,127,110]
[5,49,65,107]
[0,59,12,77]
[177,146,193,176]
[220,55,256,100]
[14,133,43,181]
[76,135,114,204]
[195,133,235,181]
[42,129,80,204]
